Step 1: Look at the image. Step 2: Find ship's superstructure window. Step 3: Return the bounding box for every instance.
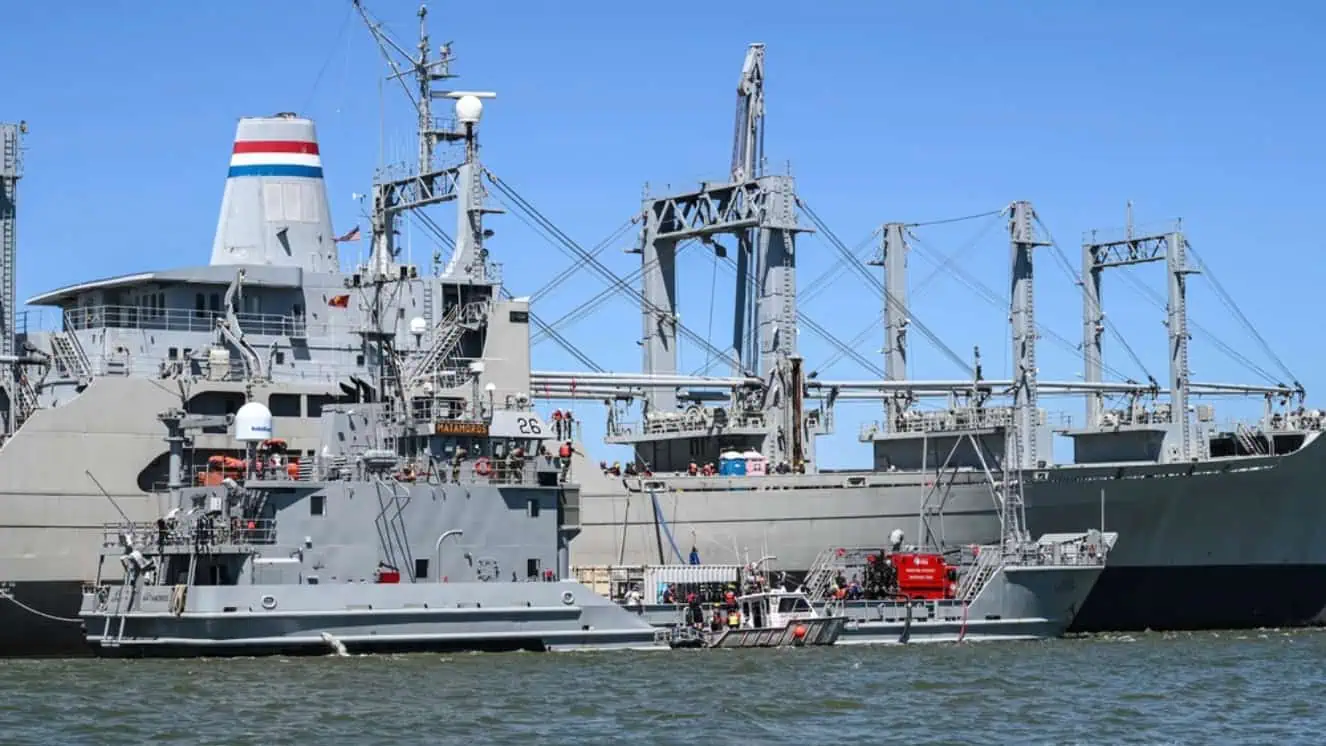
[310,494,325,516]
[414,558,428,580]
[269,393,301,418]
[187,391,247,416]
[308,395,331,418]
[527,558,540,578]
[168,347,178,360]
[527,499,540,518]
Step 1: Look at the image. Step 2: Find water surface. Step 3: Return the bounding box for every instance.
[1,630,1319,745]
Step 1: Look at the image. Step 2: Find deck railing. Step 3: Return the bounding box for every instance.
[62,305,307,338]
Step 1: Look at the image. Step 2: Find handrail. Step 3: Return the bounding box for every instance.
[62,305,307,338]
[102,517,279,550]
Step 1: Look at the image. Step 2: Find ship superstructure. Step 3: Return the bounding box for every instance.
[543,45,1326,633]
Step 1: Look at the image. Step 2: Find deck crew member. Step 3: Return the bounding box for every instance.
[557,441,572,479]
[451,446,467,482]
[685,594,705,627]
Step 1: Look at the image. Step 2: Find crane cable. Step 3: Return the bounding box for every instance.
[1031,215,1157,386]
[798,198,973,377]
[1186,240,1300,392]
[486,170,744,372]
[407,210,607,372]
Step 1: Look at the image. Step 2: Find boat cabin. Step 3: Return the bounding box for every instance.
[738,588,818,630]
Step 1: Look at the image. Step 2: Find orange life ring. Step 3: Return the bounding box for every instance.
[475,457,491,476]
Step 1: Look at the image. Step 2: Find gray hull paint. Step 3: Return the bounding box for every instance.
[633,563,1100,644]
[571,435,1326,630]
[83,581,658,657]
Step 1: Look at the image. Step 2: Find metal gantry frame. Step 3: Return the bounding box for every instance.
[637,43,809,415]
[1081,215,1196,459]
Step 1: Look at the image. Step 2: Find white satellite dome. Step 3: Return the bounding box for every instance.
[409,316,428,336]
[234,401,274,442]
[455,95,483,124]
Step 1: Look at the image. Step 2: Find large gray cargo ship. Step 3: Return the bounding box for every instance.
[552,45,1324,634]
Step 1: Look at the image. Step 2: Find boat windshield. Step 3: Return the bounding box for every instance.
[778,596,811,613]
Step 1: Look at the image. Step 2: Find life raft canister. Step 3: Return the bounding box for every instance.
[475,457,492,476]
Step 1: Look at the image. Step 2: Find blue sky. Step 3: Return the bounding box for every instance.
[4,0,1322,466]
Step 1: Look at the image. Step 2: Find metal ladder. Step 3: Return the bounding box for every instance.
[50,331,92,382]
[1235,423,1265,456]
[14,373,37,426]
[801,548,840,601]
[407,303,465,384]
[957,548,1000,602]
[422,283,435,327]
[373,477,414,573]
[1,124,18,362]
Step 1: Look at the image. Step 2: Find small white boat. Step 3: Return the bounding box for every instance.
[657,588,846,649]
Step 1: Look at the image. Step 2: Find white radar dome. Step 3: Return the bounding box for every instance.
[234,401,274,442]
[455,95,483,124]
[409,316,428,336]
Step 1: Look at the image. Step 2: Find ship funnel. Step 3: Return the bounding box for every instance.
[209,115,338,271]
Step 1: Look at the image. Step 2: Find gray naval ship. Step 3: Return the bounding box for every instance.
[555,44,1326,634]
[1,3,655,655]
[80,357,660,656]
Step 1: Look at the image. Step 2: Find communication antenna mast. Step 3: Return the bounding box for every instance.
[353,0,497,281]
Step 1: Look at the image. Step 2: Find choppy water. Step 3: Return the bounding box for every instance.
[1,630,1321,745]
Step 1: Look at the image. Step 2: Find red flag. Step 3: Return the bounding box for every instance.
[328,294,350,308]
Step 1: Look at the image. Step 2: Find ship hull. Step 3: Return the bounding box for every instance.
[0,581,88,657]
[571,433,1326,632]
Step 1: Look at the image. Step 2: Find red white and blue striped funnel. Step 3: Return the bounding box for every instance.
[210,113,338,270]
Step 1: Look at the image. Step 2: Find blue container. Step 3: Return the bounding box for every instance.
[728,458,747,476]
[718,458,734,476]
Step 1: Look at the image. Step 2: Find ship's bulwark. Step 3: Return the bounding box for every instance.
[571,434,1326,632]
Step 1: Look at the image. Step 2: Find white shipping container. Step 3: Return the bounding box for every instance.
[642,564,742,602]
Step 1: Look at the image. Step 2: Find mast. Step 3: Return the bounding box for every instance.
[355,0,492,284]
[1166,225,1193,461]
[1008,201,1047,470]
[0,121,22,437]
[355,0,497,435]
[878,222,908,431]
